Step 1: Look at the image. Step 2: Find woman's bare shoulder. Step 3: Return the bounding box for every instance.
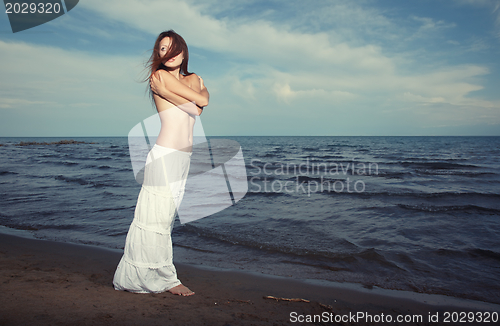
[152,70,180,87]
[181,73,200,89]
[153,69,170,78]
[183,73,199,81]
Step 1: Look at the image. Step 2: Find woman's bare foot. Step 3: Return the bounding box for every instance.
[168,284,195,296]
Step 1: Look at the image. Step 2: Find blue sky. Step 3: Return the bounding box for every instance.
[1,0,499,136]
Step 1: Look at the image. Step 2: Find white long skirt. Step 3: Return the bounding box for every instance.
[113,144,191,293]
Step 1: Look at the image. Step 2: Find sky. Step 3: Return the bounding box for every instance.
[1,0,500,136]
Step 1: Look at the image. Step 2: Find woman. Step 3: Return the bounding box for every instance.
[113,30,209,296]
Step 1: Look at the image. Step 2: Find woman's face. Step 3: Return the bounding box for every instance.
[159,37,184,68]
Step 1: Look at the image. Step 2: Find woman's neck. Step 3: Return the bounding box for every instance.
[166,67,181,80]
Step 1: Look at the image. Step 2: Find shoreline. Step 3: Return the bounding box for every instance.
[2,225,499,309]
[1,232,498,325]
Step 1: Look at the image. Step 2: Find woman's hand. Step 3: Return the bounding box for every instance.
[150,73,164,96]
[151,70,209,107]
[199,76,205,90]
[150,71,208,116]
[150,72,203,116]
[197,75,209,108]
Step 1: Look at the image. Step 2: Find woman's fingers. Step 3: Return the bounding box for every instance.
[150,74,160,93]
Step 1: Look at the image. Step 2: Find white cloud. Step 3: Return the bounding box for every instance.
[0,98,50,109]
[80,0,395,73]
[0,40,148,135]
[409,16,456,40]
[229,77,256,101]
[79,0,498,126]
[2,0,498,135]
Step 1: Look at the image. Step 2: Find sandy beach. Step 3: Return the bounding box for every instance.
[0,233,498,325]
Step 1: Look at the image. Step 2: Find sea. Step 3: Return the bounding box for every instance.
[0,136,499,305]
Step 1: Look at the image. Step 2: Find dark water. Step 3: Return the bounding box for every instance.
[1,136,499,304]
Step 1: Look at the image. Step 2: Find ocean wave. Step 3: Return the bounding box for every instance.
[373,171,411,179]
[111,152,129,157]
[0,170,18,176]
[62,161,79,166]
[376,169,496,178]
[116,168,133,172]
[175,223,407,270]
[398,161,480,170]
[398,204,500,214]
[4,194,48,203]
[468,248,500,261]
[434,248,500,262]
[324,190,500,200]
[94,206,135,213]
[416,169,496,176]
[54,175,115,188]
[39,153,60,158]
[55,175,91,186]
[15,140,93,146]
[0,221,83,231]
[291,175,325,183]
[244,191,290,197]
[326,143,357,148]
[174,243,218,254]
[254,152,280,158]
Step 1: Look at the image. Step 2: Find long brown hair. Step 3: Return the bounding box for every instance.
[145,30,192,105]
[146,30,192,81]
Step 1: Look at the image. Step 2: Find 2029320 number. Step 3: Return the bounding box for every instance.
[5,2,61,14]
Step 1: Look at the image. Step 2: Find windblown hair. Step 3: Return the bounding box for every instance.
[146,30,192,79]
[145,30,192,103]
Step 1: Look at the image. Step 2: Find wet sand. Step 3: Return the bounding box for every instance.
[0,233,498,325]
